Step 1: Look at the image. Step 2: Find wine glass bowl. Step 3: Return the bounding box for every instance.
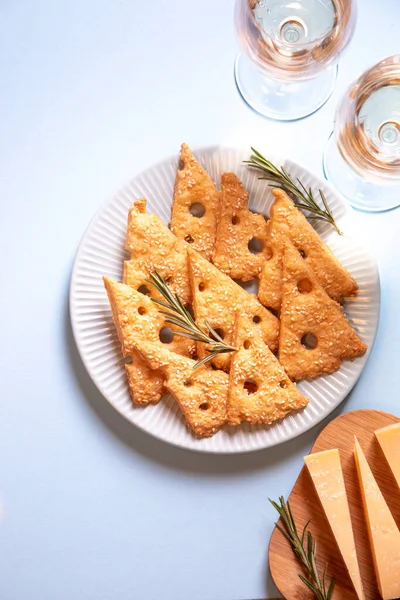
[324,55,400,211]
[334,56,400,182]
[237,0,354,79]
[234,0,357,120]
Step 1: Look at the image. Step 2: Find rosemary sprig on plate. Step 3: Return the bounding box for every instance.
[245,147,342,235]
[146,271,237,369]
[270,496,335,600]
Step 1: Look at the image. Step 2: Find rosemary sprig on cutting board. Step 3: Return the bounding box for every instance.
[147,271,237,368]
[246,148,342,235]
[270,496,335,600]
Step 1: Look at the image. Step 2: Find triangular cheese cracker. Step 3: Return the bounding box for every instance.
[227,314,308,425]
[270,189,358,301]
[257,221,286,312]
[213,172,269,280]
[124,198,191,305]
[170,143,219,260]
[188,248,279,370]
[103,277,195,404]
[132,340,229,437]
[279,242,367,381]
[124,355,165,406]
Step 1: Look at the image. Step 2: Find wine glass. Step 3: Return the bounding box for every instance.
[323,55,400,211]
[234,0,357,121]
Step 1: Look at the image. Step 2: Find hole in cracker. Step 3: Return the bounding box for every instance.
[301,333,318,350]
[164,275,173,285]
[184,234,194,244]
[248,238,264,254]
[124,356,133,364]
[211,362,219,370]
[189,202,205,218]
[199,402,209,410]
[213,328,224,340]
[299,249,307,259]
[138,306,146,315]
[137,284,150,296]
[184,379,192,387]
[244,379,258,395]
[179,159,185,170]
[198,282,205,292]
[232,215,239,225]
[253,315,261,324]
[159,327,174,344]
[243,340,251,349]
[297,278,312,294]
[280,380,288,388]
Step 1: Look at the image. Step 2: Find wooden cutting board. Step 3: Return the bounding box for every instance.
[269,409,400,600]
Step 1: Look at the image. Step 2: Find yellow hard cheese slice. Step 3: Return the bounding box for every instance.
[375,423,400,487]
[354,437,400,600]
[304,449,365,600]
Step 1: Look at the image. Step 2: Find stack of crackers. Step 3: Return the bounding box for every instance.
[104,144,367,438]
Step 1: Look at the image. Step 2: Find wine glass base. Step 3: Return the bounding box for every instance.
[323,133,400,212]
[234,52,338,121]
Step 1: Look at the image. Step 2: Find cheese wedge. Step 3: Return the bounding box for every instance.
[354,437,400,600]
[375,423,400,487]
[304,449,365,600]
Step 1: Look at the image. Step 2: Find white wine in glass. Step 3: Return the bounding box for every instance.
[324,55,400,211]
[235,0,357,120]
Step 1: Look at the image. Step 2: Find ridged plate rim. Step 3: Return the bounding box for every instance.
[69,146,380,454]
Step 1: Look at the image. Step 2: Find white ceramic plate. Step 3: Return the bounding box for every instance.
[70,146,380,453]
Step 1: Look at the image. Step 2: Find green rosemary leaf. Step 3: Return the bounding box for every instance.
[299,574,318,594]
[270,497,335,600]
[246,148,343,235]
[327,577,335,600]
[146,272,238,367]
[150,297,181,312]
[192,352,219,369]
[205,320,224,343]
[301,519,311,546]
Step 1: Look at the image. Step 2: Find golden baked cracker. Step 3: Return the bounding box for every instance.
[170,143,219,261]
[279,241,367,381]
[132,340,229,438]
[188,247,279,370]
[227,314,308,426]
[257,221,287,312]
[125,355,165,406]
[270,188,358,302]
[213,172,270,281]
[103,277,195,404]
[124,198,191,306]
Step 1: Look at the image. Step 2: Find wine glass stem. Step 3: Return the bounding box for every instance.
[234,53,338,121]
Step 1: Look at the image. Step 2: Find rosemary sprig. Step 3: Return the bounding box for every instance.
[269,497,335,600]
[245,147,342,235]
[146,271,237,369]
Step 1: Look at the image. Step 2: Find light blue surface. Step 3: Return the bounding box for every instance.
[1,2,399,599]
